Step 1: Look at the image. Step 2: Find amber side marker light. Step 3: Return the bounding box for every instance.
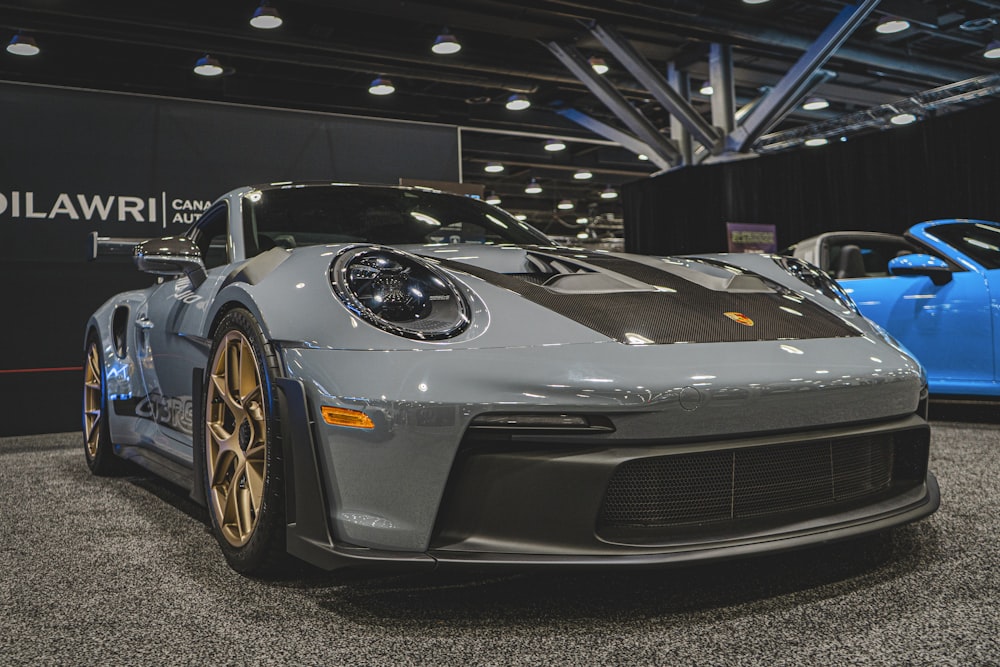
[322,406,375,429]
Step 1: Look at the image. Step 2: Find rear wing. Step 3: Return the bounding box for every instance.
[87,231,146,260]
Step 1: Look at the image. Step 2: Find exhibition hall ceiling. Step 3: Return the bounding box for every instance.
[3,0,999,236]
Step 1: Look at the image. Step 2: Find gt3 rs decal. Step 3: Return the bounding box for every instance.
[114,392,194,435]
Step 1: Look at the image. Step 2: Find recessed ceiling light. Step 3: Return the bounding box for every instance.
[557,199,574,210]
[742,0,771,4]
[514,214,527,221]
[524,178,542,194]
[699,81,714,96]
[484,162,505,173]
[876,18,910,34]
[250,2,283,29]
[432,28,461,55]
[485,191,501,205]
[6,32,39,56]
[890,112,917,125]
[600,186,619,200]
[544,139,567,152]
[576,217,589,225]
[985,41,1000,58]
[193,55,224,77]
[802,97,829,111]
[589,56,609,75]
[368,76,395,95]
[505,94,531,111]
[637,154,649,161]
[804,138,829,147]
[573,169,593,180]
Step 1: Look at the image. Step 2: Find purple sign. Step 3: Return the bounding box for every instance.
[726,222,777,253]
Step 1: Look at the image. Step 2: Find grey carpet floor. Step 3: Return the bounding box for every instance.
[1,418,998,666]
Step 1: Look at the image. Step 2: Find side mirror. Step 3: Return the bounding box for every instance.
[134,236,207,288]
[888,253,952,286]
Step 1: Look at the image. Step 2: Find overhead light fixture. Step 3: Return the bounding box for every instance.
[802,97,829,111]
[637,154,649,161]
[804,138,829,147]
[432,27,461,55]
[743,0,771,4]
[557,199,574,210]
[699,81,714,96]
[514,214,527,221]
[6,32,39,56]
[985,41,1000,59]
[505,94,531,111]
[250,2,283,29]
[484,162,505,173]
[485,191,502,205]
[368,76,395,95]
[575,217,589,225]
[544,139,567,152]
[890,112,917,125]
[576,231,590,239]
[600,186,619,200]
[573,169,593,180]
[193,55,224,77]
[876,18,911,34]
[524,178,542,194]
[589,56,609,75]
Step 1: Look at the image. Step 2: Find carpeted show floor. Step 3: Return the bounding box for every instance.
[1,409,999,666]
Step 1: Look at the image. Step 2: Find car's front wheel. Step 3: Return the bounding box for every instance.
[202,308,286,575]
[83,335,121,475]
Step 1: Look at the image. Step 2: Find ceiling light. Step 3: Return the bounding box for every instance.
[637,154,649,161]
[193,55,224,77]
[6,32,39,56]
[576,231,590,239]
[589,56,609,75]
[699,81,714,96]
[514,214,527,221]
[368,76,395,95]
[484,162,505,173]
[485,191,502,205]
[876,18,911,34]
[890,112,917,125]
[524,178,542,194]
[505,94,531,111]
[985,41,1000,59]
[250,3,283,29]
[575,217,589,225]
[804,138,829,147]
[544,139,567,152]
[573,169,593,180]
[742,0,771,4]
[600,186,619,200]
[802,97,829,111]
[432,28,461,55]
[557,199,574,210]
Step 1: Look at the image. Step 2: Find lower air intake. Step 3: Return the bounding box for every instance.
[598,429,926,542]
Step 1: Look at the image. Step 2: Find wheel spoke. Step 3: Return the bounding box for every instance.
[227,341,243,404]
[211,374,243,419]
[239,340,258,402]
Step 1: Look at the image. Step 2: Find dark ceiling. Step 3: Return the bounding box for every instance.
[3,0,999,239]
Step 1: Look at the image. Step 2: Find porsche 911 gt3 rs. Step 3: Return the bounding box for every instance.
[84,182,939,575]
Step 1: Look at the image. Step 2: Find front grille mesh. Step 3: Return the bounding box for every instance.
[599,434,897,531]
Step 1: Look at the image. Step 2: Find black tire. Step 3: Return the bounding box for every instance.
[83,334,122,476]
[201,308,286,575]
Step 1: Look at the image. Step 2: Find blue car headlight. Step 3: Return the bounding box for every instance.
[330,245,471,340]
[773,256,858,313]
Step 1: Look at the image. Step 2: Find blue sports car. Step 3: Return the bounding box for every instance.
[788,219,1000,397]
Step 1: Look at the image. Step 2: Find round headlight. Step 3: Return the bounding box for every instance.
[773,256,858,313]
[331,246,471,340]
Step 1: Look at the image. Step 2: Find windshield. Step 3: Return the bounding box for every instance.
[925,221,1000,270]
[242,185,552,255]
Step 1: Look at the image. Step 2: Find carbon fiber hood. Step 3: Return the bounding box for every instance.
[414,246,860,345]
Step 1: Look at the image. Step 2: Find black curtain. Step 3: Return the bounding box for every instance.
[624,98,1000,256]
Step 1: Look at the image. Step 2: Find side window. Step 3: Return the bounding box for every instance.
[189,203,230,269]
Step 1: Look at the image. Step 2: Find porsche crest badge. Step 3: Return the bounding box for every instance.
[724,311,754,326]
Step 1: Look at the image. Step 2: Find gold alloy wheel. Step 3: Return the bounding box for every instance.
[83,343,103,459]
[206,330,268,547]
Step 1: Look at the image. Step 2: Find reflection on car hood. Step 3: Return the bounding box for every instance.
[407,245,861,345]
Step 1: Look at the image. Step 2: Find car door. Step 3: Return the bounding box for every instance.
[136,201,233,444]
[841,268,992,386]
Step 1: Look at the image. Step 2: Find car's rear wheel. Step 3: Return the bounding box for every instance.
[203,308,286,575]
[83,335,121,475]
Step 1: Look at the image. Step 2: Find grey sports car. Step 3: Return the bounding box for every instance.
[84,182,939,575]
